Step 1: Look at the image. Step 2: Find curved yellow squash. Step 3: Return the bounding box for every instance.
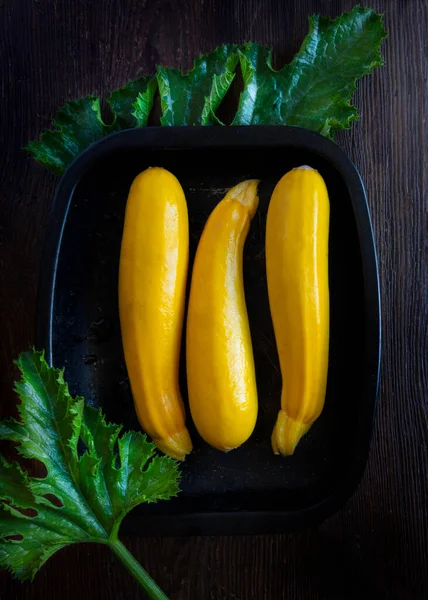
[266,166,330,456]
[186,180,259,452]
[119,167,192,460]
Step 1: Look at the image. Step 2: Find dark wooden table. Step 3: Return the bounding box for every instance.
[1,0,427,598]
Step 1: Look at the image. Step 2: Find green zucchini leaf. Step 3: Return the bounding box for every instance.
[26,76,156,175]
[0,349,180,581]
[26,7,386,174]
[232,6,386,135]
[108,76,157,128]
[157,44,239,125]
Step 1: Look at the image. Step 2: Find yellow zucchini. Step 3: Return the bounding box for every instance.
[119,167,192,460]
[266,166,330,456]
[186,180,259,452]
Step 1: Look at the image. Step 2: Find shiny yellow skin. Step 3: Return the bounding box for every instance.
[186,181,259,451]
[119,167,192,460]
[266,166,330,456]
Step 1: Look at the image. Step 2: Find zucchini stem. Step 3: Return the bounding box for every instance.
[109,538,169,600]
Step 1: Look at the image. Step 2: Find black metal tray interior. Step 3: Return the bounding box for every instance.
[37,127,380,535]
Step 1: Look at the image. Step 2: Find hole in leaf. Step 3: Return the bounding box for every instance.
[21,457,47,479]
[100,98,115,126]
[148,88,161,126]
[44,494,64,508]
[0,440,16,462]
[216,60,244,125]
[270,46,287,71]
[15,506,38,518]
[113,438,121,470]
[0,442,47,478]
[4,534,24,542]
[77,438,89,458]
[2,500,38,519]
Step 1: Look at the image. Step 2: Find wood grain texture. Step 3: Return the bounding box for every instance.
[0,0,427,598]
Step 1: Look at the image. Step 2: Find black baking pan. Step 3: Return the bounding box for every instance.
[36,126,381,535]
